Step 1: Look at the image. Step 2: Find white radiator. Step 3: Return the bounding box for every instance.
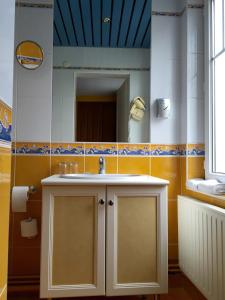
[178,196,225,300]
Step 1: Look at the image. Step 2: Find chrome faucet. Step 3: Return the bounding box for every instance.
[99,156,105,174]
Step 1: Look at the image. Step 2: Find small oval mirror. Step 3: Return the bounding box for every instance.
[16,41,43,70]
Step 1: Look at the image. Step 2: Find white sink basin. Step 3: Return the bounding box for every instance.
[42,174,169,186]
[60,173,141,180]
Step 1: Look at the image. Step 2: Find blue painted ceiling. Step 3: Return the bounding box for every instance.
[54,0,151,48]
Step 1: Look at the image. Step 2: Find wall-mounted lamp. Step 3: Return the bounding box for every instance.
[156,98,170,118]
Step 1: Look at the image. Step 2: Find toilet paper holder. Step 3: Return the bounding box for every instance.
[28,186,36,194]
[12,186,37,214]
[12,185,36,194]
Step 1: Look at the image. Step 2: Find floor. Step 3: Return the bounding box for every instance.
[8,273,206,300]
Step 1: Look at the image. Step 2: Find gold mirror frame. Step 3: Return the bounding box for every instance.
[16,40,44,70]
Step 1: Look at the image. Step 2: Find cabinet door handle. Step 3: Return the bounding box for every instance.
[99,199,105,205]
[108,200,114,206]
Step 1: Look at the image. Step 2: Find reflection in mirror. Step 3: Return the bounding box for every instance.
[52,0,151,143]
[16,41,43,70]
[76,75,129,142]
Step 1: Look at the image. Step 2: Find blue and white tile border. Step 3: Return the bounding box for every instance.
[12,142,205,157]
[0,99,12,145]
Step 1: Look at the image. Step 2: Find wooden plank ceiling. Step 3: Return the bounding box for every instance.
[54,0,151,48]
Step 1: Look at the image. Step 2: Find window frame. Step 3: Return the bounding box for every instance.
[205,0,225,182]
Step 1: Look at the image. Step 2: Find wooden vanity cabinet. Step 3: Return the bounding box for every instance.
[40,184,168,298]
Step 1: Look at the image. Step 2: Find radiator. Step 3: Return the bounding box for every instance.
[178,196,225,300]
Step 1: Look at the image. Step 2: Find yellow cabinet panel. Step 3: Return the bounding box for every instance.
[107,186,168,296]
[40,186,106,298]
[117,196,157,283]
[52,196,96,285]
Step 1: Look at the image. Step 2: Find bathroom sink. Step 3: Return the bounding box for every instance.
[60,173,141,180]
[42,174,169,185]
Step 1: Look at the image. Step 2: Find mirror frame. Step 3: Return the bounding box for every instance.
[16,40,44,70]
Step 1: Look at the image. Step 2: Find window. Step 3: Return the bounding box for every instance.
[206,0,225,180]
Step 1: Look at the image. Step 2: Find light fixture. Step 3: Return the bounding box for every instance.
[103,17,111,23]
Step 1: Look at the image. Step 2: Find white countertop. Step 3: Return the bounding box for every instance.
[41,174,169,186]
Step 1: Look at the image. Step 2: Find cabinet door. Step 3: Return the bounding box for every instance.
[40,186,105,298]
[106,186,168,296]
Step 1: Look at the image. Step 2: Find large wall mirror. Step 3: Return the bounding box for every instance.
[52,0,151,143]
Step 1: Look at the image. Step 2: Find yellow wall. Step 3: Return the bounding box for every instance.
[0,100,12,299]
[9,141,225,279]
[9,143,183,277]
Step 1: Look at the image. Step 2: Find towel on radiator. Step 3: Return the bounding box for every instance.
[197,179,225,195]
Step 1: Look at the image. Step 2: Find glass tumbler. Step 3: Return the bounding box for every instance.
[69,162,78,174]
[59,162,69,175]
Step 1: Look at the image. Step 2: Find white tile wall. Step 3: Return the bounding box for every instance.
[187,99,204,143]
[0,0,15,107]
[187,0,204,5]
[53,47,150,69]
[180,10,188,144]
[152,0,184,13]
[187,8,204,144]
[13,5,53,142]
[151,0,204,144]
[52,70,75,142]
[150,13,182,144]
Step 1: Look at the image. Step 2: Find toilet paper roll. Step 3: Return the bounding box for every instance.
[12,186,29,212]
[21,218,38,238]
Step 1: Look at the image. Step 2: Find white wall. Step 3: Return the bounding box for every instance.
[13,4,53,142]
[0,0,15,107]
[186,6,204,144]
[52,70,75,142]
[53,47,150,143]
[152,0,184,12]
[150,0,204,144]
[54,47,149,69]
[117,79,129,142]
[180,0,204,144]
[151,0,182,144]
[129,71,150,143]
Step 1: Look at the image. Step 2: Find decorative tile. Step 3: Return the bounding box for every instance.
[118,144,150,156]
[13,142,50,155]
[0,99,12,143]
[85,143,117,156]
[11,142,205,157]
[151,144,180,156]
[179,144,187,156]
[186,144,205,156]
[51,143,84,155]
